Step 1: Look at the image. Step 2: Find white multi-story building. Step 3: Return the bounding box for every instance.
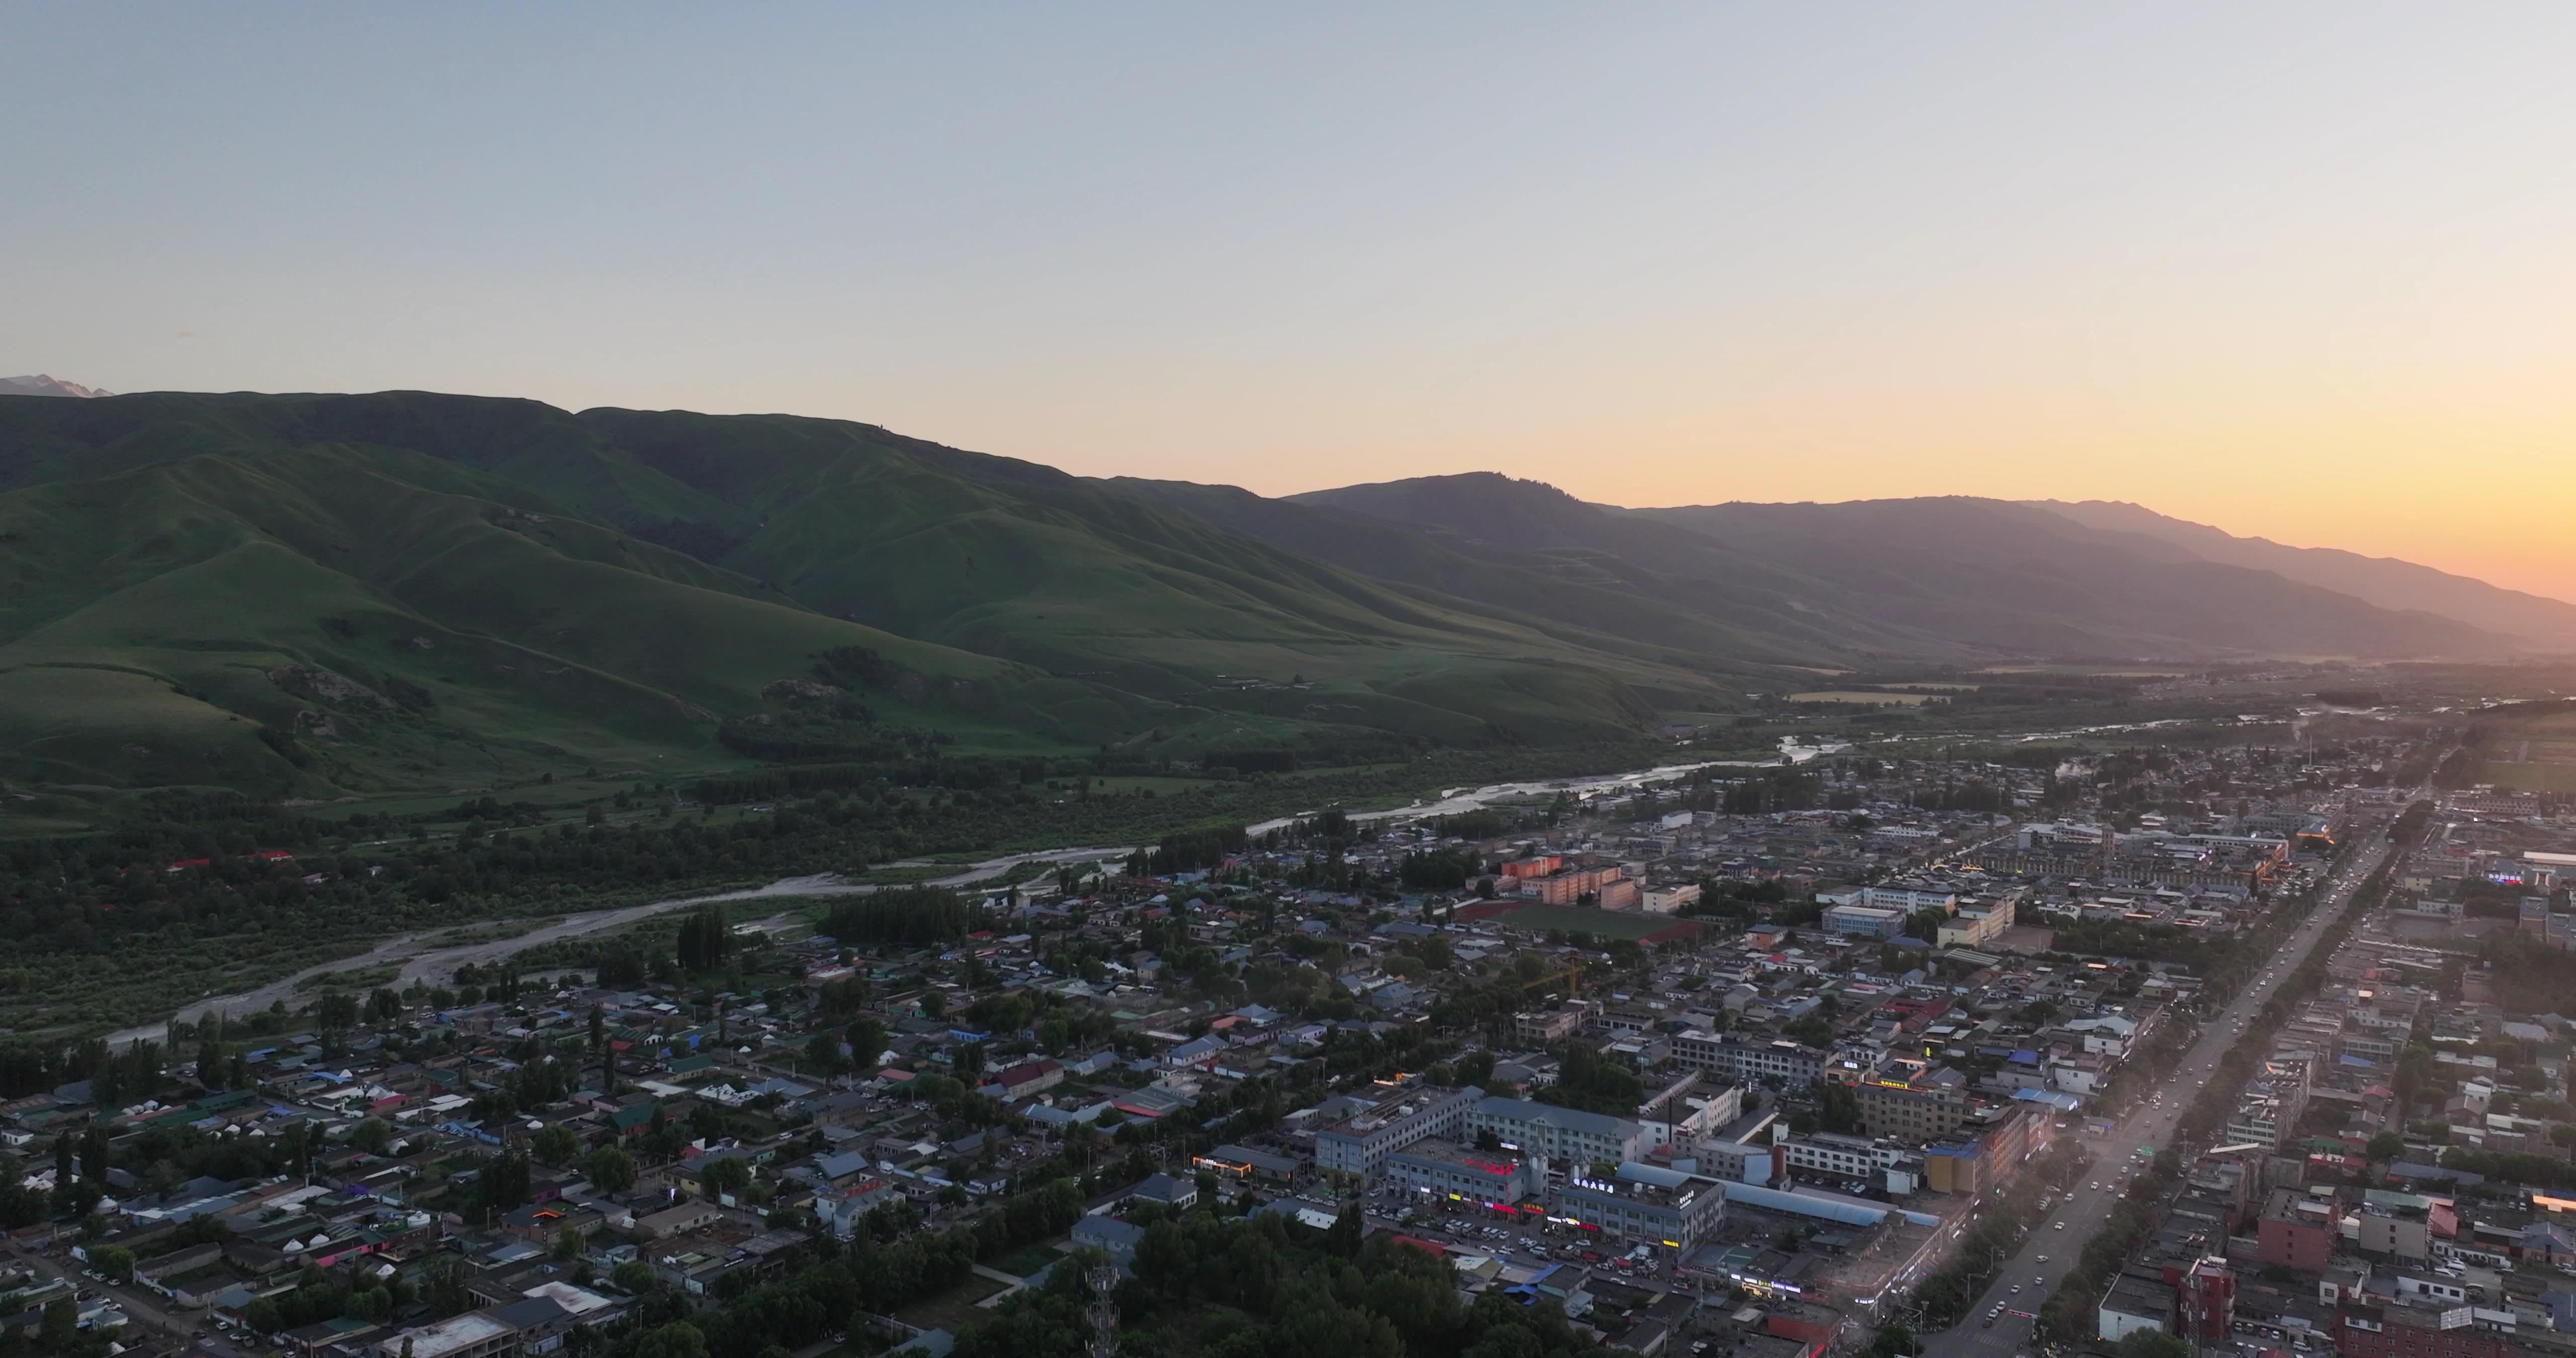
[1314,1084,1480,1178]
[1468,1095,1644,1168]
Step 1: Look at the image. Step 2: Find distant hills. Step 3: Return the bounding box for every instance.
[0,388,2558,798]
[0,375,111,398]
[1155,473,2530,658]
[2024,499,2576,645]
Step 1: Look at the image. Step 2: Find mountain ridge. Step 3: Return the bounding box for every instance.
[0,374,111,398]
[2023,497,2576,641]
[0,387,2553,801]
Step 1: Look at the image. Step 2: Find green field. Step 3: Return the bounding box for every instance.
[1491,905,1681,940]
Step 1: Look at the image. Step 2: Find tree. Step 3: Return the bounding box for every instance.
[40,1298,76,1349]
[78,1123,110,1182]
[590,1005,616,1096]
[2116,1331,2191,1358]
[584,1145,638,1194]
[2367,1130,2407,1162]
[477,1151,533,1217]
[610,1260,657,1295]
[350,1118,395,1154]
[532,1124,581,1166]
[553,1225,587,1261]
[676,906,731,974]
[636,1322,707,1358]
[803,1030,844,1077]
[844,1016,888,1072]
[699,1157,752,1201]
[1815,1080,1863,1135]
[424,1254,471,1316]
[87,1244,134,1282]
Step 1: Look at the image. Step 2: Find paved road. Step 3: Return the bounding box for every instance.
[106,844,1134,1049]
[7,1241,203,1344]
[1920,834,2393,1358]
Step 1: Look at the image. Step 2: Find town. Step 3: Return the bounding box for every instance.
[4,733,2573,1358]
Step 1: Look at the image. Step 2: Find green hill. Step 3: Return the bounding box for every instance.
[0,392,1732,800]
[1275,473,2507,661]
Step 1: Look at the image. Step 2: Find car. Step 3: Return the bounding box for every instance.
[2090,1182,2100,1191]
[2055,1222,2066,1230]
[2037,1255,2049,1263]
[2010,1286,2022,1295]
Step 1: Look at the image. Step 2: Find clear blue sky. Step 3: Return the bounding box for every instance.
[7,4,2573,595]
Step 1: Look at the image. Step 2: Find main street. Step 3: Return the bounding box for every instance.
[1919,831,2395,1358]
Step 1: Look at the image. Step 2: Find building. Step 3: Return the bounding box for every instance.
[977,1058,1063,1100]
[1547,1162,1729,1250]
[1855,887,1958,915]
[1469,1095,1645,1168]
[2177,1257,2236,1345]
[378,1314,520,1358]
[1936,897,2016,949]
[1854,1073,1970,1140]
[1516,1006,1590,1045]
[2336,1301,2516,1358]
[1130,1172,1198,1211]
[1781,1132,1904,1184]
[1386,1138,1545,1208]
[1194,1143,1302,1184]
[2098,1270,2177,1342]
[2257,1190,2336,1273]
[2356,1201,2436,1265]
[1821,905,1908,940]
[1070,1216,1145,1266]
[1674,1033,1826,1086]
[1315,1084,1480,1178]
[1529,865,1626,906]
[1919,1109,2044,1197]
[1641,883,1702,915]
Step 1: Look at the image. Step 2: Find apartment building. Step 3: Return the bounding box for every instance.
[1821,905,1907,939]
[1386,1138,1545,1206]
[1515,1005,1590,1045]
[1673,1032,1827,1086]
[1549,1162,1728,1250]
[1936,896,2016,948]
[1855,1072,1971,1139]
[1468,1095,1645,1168]
[1315,1083,1480,1178]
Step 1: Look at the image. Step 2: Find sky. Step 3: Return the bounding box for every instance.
[6,4,2575,599]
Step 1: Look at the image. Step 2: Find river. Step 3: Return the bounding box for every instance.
[109,738,1841,1049]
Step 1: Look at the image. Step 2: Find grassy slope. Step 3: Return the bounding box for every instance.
[1094,474,1892,669]
[0,393,1740,798]
[0,441,1125,794]
[584,408,1730,739]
